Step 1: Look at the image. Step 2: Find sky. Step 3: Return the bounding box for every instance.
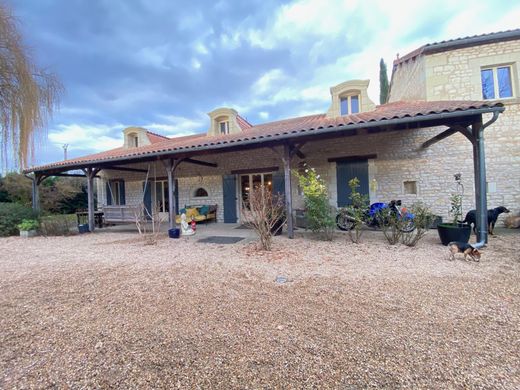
[6,0,520,168]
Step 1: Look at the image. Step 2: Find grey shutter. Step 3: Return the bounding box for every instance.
[222,175,237,223]
[336,160,369,207]
[119,180,126,205]
[106,181,112,205]
[143,181,152,220]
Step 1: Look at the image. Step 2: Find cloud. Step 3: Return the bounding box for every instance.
[48,124,123,153]
[9,0,520,168]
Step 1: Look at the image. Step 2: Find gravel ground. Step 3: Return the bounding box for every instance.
[1,229,519,389]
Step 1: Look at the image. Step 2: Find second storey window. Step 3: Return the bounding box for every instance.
[481,66,513,99]
[219,121,229,134]
[340,95,360,115]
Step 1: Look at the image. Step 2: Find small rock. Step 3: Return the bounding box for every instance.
[275,276,288,284]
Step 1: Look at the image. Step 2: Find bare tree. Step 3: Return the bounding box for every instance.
[241,185,286,251]
[0,3,62,169]
[134,203,166,245]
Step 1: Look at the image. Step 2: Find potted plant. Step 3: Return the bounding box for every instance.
[437,173,471,245]
[18,219,39,238]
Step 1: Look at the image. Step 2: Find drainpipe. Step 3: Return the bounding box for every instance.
[472,111,500,249]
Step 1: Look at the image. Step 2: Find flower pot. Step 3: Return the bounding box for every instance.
[78,224,90,234]
[168,228,180,239]
[437,223,471,246]
[19,230,37,238]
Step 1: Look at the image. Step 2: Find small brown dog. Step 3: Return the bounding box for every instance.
[448,241,481,262]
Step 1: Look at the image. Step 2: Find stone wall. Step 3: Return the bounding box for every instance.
[388,56,427,102]
[388,39,520,222]
[95,119,517,224]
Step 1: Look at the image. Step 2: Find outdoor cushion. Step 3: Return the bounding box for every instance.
[199,205,209,215]
[186,208,199,219]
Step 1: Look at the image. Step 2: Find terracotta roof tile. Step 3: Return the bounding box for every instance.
[145,131,170,144]
[236,114,253,130]
[26,100,504,173]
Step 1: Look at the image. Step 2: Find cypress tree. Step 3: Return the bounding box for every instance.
[379,58,389,104]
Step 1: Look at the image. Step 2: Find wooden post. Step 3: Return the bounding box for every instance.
[86,168,95,232]
[283,143,294,239]
[31,174,40,213]
[164,159,181,230]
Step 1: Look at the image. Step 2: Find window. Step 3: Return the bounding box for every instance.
[403,181,417,195]
[219,121,229,134]
[110,181,121,205]
[340,95,360,115]
[194,187,209,197]
[481,65,514,99]
[127,133,138,147]
[153,180,169,213]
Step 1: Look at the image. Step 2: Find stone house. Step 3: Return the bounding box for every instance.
[25,30,516,240]
[389,29,520,218]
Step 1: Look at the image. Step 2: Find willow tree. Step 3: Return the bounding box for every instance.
[0,3,62,170]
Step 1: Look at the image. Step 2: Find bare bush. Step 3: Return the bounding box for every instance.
[241,185,286,251]
[135,203,165,245]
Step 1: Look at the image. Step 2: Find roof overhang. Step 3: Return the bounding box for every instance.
[24,103,505,175]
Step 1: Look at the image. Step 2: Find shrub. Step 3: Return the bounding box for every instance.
[401,202,435,247]
[39,214,74,236]
[241,185,286,251]
[0,202,38,236]
[377,206,403,245]
[17,219,39,231]
[345,178,370,243]
[296,167,335,240]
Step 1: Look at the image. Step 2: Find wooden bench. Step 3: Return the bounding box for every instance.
[102,205,144,224]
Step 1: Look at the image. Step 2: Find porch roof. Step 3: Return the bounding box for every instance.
[25,100,504,174]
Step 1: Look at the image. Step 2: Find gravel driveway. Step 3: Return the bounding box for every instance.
[1,230,519,388]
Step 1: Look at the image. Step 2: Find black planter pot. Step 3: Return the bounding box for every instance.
[437,223,471,245]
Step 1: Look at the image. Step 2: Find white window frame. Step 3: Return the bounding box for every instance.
[340,94,360,115]
[110,181,121,205]
[219,121,230,134]
[481,64,515,100]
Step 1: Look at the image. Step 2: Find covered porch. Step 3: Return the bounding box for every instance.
[24,100,505,246]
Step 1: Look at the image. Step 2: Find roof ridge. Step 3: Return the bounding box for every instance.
[394,28,520,65]
[146,130,170,139]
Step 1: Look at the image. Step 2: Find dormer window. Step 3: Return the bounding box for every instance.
[219,121,229,135]
[126,133,139,148]
[340,95,360,115]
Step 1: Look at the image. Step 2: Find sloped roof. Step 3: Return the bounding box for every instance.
[145,130,170,144]
[394,29,520,66]
[25,100,504,173]
[236,114,253,130]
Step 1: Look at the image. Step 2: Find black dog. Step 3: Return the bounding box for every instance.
[461,206,510,235]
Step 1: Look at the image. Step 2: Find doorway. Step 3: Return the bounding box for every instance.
[336,159,369,207]
[240,173,273,209]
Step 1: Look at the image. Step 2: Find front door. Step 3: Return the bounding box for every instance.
[336,159,369,207]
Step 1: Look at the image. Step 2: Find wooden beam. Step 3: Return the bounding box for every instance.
[283,143,294,239]
[183,158,217,168]
[230,166,279,175]
[421,126,468,149]
[327,154,377,163]
[102,166,149,173]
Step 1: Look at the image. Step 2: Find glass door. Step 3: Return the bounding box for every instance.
[152,180,169,218]
[239,173,273,218]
